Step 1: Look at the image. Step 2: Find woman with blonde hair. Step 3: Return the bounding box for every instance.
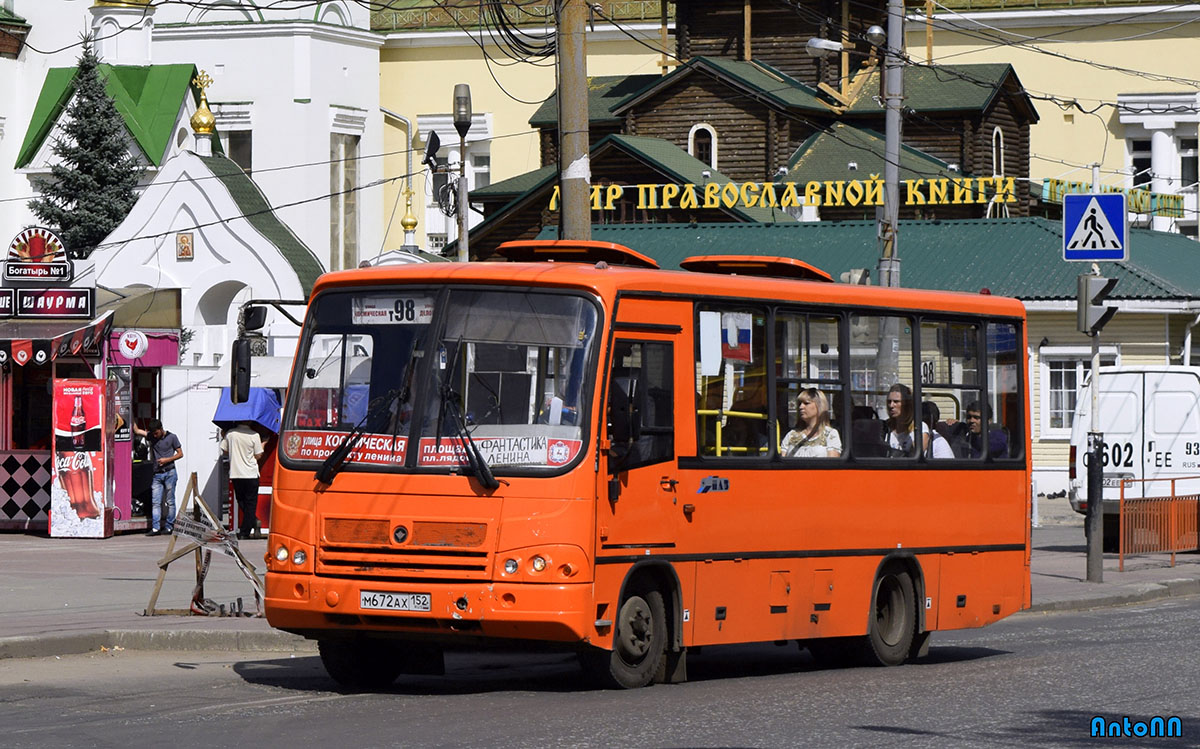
[781,387,842,458]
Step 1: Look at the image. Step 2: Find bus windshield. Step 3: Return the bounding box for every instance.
[281,287,599,475]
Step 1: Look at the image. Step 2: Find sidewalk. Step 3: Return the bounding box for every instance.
[1,495,1197,660]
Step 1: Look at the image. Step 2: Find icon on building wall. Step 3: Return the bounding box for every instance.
[176,232,194,260]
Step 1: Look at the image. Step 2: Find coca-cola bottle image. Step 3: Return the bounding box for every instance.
[58,451,99,520]
[70,396,86,450]
[58,395,99,520]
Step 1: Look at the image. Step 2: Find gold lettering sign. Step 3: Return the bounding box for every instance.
[1042,178,1184,218]
[552,175,1019,212]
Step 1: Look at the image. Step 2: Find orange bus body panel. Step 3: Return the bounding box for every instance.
[264,257,1031,660]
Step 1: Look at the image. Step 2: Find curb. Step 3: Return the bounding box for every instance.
[0,629,316,661]
[1025,578,1200,614]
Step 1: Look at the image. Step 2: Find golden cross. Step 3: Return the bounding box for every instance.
[193,70,213,94]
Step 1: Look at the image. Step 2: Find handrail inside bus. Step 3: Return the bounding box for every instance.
[680,255,834,282]
[495,240,660,269]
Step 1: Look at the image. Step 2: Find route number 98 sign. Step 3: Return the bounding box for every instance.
[352,295,434,325]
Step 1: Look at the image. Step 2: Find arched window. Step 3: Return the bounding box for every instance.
[991,127,1005,178]
[689,124,717,169]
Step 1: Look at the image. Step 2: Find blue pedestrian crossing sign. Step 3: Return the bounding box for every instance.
[1064,193,1127,262]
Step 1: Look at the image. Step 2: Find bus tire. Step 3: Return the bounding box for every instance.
[582,586,667,689]
[861,567,915,667]
[318,638,403,691]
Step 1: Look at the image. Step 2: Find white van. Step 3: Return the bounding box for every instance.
[1068,365,1200,550]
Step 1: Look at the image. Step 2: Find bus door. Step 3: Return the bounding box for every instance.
[598,298,693,557]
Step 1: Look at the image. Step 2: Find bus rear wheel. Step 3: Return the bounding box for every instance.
[582,586,667,689]
[318,638,405,690]
[861,567,915,667]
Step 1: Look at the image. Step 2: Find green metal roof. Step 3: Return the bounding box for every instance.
[17,64,197,168]
[198,154,323,297]
[612,57,831,116]
[603,134,788,222]
[0,7,29,25]
[529,74,660,128]
[473,164,556,200]
[787,122,961,183]
[462,133,793,253]
[846,63,1016,114]
[538,217,1200,301]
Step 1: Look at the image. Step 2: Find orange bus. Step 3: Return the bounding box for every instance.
[237,241,1031,689]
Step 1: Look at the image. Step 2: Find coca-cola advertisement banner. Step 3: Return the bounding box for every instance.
[50,379,112,538]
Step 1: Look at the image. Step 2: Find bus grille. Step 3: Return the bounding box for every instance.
[317,518,492,579]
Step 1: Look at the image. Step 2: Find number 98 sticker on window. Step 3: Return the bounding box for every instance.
[352,295,434,325]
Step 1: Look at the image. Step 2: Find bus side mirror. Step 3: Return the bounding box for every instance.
[242,305,268,332]
[232,339,251,404]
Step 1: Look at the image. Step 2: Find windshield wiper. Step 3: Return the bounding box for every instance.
[439,340,500,491]
[315,386,405,485]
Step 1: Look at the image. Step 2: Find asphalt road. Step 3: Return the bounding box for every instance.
[1,598,1196,748]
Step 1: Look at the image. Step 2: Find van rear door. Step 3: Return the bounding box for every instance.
[1073,371,1142,505]
[1143,369,1200,497]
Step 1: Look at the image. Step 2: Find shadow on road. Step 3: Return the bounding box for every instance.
[230,640,1010,695]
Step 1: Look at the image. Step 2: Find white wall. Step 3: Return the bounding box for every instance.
[150,3,384,273]
[0,0,96,239]
[94,151,310,366]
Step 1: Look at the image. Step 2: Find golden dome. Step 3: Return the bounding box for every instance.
[401,191,418,231]
[190,71,215,136]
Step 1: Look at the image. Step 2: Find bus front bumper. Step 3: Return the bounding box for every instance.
[264,573,596,645]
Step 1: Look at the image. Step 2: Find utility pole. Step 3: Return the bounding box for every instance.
[557,0,591,241]
[1085,162,1105,582]
[877,0,903,290]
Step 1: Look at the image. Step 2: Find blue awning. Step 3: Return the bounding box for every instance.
[213,387,281,434]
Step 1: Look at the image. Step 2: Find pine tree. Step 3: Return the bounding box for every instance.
[28,37,141,259]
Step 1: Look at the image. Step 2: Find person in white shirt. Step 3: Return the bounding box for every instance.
[220,422,265,539]
[884,383,926,458]
[921,403,955,460]
[781,387,842,458]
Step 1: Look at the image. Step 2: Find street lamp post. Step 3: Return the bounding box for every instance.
[453,84,472,263]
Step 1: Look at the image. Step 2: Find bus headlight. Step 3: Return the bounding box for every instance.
[530,555,547,573]
[275,545,290,562]
[504,558,519,575]
[292,549,307,565]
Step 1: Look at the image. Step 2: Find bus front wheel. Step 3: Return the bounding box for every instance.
[861,567,915,667]
[318,638,405,690]
[582,586,667,688]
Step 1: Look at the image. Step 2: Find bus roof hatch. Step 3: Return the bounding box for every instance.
[679,255,834,282]
[495,240,660,269]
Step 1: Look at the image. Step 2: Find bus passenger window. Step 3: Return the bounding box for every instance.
[919,319,981,460]
[608,341,674,472]
[986,322,1022,460]
[696,306,767,457]
[775,311,842,459]
[847,313,915,459]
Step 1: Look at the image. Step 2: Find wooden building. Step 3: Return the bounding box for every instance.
[467,0,1039,258]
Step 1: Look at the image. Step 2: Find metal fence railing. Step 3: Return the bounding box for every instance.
[1118,477,1200,572]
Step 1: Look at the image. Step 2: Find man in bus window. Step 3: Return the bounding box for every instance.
[948,402,1009,458]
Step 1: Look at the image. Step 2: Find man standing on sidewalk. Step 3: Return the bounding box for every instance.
[133,419,183,535]
[220,421,264,539]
